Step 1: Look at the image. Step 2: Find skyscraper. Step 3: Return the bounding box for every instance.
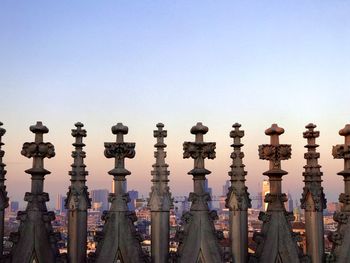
[55,194,66,214]
[128,190,138,210]
[91,189,109,211]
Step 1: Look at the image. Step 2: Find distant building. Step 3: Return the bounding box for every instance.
[293,200,303,222]
[91,189,109,211]
[135,198,146,209]
[219,196,226,211]
[9,201,19,213]
[174,196,190,218]
[262,179,270,211]
[285,192,293,212]
[257,192,263,209]
[222,180,230,196]
[55,194,66,214]
[128,190,139,210]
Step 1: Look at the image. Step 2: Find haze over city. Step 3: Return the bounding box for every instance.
[1,1,350,207]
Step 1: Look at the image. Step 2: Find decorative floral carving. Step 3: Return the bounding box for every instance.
[21,142,55,159]
[333,144,350,159]
[104,142,135,159]
[333,212,349,224]
[183,142,216,160]
[258,144,291,169]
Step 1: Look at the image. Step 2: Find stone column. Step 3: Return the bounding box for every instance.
[91,123,148,263]
[225,123,251,263]
[9,121,64,263]
[148,123,173,263]
[66,122,91,263]
[176,122,223,263]
[300,124,326,263]
[328,124,350,262]
[0,122,9,258]
[251,124,308,263]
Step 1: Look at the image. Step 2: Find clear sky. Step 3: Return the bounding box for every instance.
[1,1,349,207]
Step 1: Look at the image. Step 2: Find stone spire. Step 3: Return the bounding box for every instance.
[0,122,9,258]
[147,123,173,263]
[9,121,65,263]
[90,123,148,263]
[250,124,308,263]
[66,122,91,263]
[300,123,326,263]
[328,124,350,262]
[176,122,224,263]
[225,123,251,263]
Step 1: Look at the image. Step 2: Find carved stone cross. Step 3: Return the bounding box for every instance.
[154,123,167,147]
[258,124,291,172]
[21,122,55,181]
[70,122,87,178]
[183,122,216,176]
[104,123,135,178]
[72,122,87,147]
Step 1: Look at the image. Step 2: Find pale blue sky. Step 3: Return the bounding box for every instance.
[0,1,349,207]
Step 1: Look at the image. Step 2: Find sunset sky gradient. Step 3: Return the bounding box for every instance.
[1,1,350,207]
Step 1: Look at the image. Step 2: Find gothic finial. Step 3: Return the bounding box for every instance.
[9,121,63,263]
[184,122,215,175]
[154,123,167,148]
[226,122,251,262]
[104,123,135,177]
[332,124,350,174]
[72,122,87,146]
[21,121,55,177]
[339,124,350,144]
[251,124,308,262]
[0,121,8,257]
[0,122,6,172]
[301,123,325,211]
[300,123,326,262]
[91,124,147,263]
[148,123,173,262]
[66,122,91,263]
[190,122,208,143]
[177,123,223,262]
[230,123,244,143]
[0,122,5,137]
[226,123,251,208]
[112,123,128,144]
[259,124,291,172]
[149,122,171,210]
[328,124,350,262]
[69,121,88,179]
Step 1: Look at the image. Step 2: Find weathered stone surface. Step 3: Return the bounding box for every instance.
[328,124,350,263]
[176,122,224,263]
[300,124,326,263]
[66,122,91,263]
[250,124,309,263]
[147,123,173,263]
[9,121,65,263]
[225,123,251,263]
[0,122,9,259]
[89,123,149,263]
